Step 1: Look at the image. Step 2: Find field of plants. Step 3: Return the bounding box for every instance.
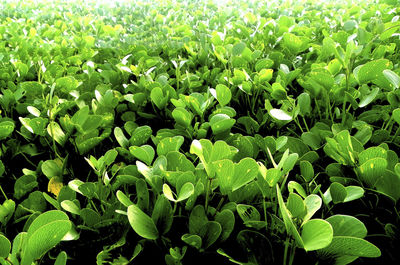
[0,0,400,264]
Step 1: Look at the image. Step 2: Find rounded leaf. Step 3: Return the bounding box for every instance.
[127,204,159,240]
[269,109,292,121]
[0,234,11,258]
[301,219,333,251]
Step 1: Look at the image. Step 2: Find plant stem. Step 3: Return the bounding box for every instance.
[205,178,211,211]
[0,185,8,200]
[262,197,268,233]
[283,237,290,265]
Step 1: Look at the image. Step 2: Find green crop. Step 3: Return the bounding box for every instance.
[0,0,399,264]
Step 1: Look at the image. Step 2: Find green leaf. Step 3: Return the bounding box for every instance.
[209,114,236,135]
[114,127,129,148]
[302,194,322,224]
[359,87,380,108]
[80,208,101,226]
[157,136,184,156]
[181,234,202,250]
[116,190,133,207]
[269,109,292,121]
[127,204,159,240]
[265,168,282,187]
[189,205,208,235]
[150,86,167,109]
[383,69,400,90]
[215,84,232,106]
[54,251,67,265]
[0,121,14,140]
[172,107,193,127]
[232,42,246,56]
[199,221,221,249]
[42,160,62,179]
[22,220,72,265]
[330,182,347,204]
[276,185,304,248]
[300,161,314,182]
[319,236,381,258]
[129,126,152,146]
[301,219,333,251]
[47,122,67,146]
[177,182,194,201]
[0,234,11,258]
[60,200,80,215]
[326,215,367,238]
[287,193,306,218]
[237,204,260,222]
[356,59,390,84]
[298,92,311,116]
[129,145,155,165]
[358,158,387,187]
[215,210,235,241]
[214,159,235,195]
[343,186,364,202]
[152,195,173,235]
[232,158,258,191]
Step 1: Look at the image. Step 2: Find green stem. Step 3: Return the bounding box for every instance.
[283,237,290,265]
[314,99,322,120]
[263,197,268,233]
[302,116,310,132]
[205,178,211,211]
[0,185,8,200]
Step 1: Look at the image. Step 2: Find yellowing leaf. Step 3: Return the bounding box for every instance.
[48,177,64,197]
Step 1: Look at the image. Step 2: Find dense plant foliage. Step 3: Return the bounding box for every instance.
[0,0,400,264]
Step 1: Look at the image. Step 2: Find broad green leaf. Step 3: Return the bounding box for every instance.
[232,158,258,191]
[157,136,184,156]
[189,205,208,235]
[302,194,322,224]
[27,106,40,117]
[114,127,129,148]
[129,145,155,165]
[319,236,381,258]
[215,210,235,241]
[172,107,193,127]
[232,42,246,56]
[80,208,101,226]
[214,159,234,195]
[330,182,347,204]
[300,161,314,182]
[150,86,167,109]
[152,195,173,235]
[27,210,69,235]
[60,200,80,215]
[0,121,14,140]
[209,114,235,135]
[177,182,194,201]
[116,190,133,207]
[301,219,333,251]
[265,168,282,187]
[276,185,304,248]
[199,221,221,249]
[326,215,367,238]
[215,84,232,106]
[181,234,202,250]
[127,204,159,240]
[298,92,311,116]
[129,126,152,146]
[358,158,387,187]
[359,87,380,108]
[47,122,67,146]
[237,204,260,222]
[287,193,306,218]
[383,69,400,90]
[375,170,400,202]
[269,108,292,121]
[344,186,364,202]
[288,181,307,199]
[356,59,390,84]
[42,160,62,179]
[54,251,67,265]
[21,220,71,265]
[0,234,11,258]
